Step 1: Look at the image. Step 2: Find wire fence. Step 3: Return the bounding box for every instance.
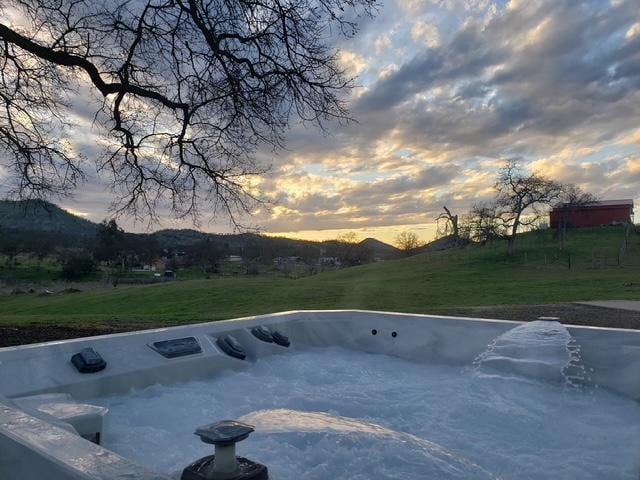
[423,224,640,271]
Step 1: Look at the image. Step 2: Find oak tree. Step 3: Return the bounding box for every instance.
[0,0,375,224]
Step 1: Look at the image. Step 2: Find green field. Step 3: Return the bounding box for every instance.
[1,227,639,327]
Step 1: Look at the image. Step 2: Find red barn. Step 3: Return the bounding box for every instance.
[550,199,634,229]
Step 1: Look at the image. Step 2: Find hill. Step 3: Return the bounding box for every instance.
[0,226,638,326]
[0,200,399,258]
[359,237,401,258]
[0,200,96,240]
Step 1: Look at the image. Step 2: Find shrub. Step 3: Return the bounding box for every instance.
[61,255,96,281]
[245,263,260,275]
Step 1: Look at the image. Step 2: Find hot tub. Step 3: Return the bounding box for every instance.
[1,310,640,480]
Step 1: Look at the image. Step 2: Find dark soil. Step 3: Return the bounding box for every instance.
[0,324,146,348]
[432,302,640,329]
[1,303,638,348]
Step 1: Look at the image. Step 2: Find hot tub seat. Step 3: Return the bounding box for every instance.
[13,393,108,444]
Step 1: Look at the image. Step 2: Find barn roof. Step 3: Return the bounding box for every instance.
[552,199,634,210]
[585,199,634,207]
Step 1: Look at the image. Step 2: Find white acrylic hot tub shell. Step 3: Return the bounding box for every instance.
[2,310,640,480]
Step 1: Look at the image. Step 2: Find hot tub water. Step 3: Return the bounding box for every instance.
[97,321,640,479]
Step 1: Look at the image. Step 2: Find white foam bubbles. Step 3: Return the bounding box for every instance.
[97,347,640,480]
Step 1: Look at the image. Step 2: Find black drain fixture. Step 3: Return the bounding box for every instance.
[182,420,268,480]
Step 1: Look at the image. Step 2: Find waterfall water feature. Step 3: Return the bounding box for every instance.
[239,409,496,480]
[472,320,591,390]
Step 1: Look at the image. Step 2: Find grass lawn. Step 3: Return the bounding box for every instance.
[1,227,639,327]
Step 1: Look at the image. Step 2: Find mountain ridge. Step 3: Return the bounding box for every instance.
[0,200,401,256]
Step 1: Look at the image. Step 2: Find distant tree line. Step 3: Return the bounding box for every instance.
[0,219,392,282]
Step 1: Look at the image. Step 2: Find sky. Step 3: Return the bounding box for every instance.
[3,0,640,245]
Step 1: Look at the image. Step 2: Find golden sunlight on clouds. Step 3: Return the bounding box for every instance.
[530,146,597,174]
[62,207,89,218]
[271,205,298,219]
[411,21,440,48]
[339,50,368,76]
[398,0,429,15]
[7,0,638,243]
[265,223,438,244]
[375,34,393,54]
[626,22,640,41]
[506,0,527,12]
[374,138,401,158]
[627,159,640,176]
[515,16,553,50]
[272,173,356,200]
[377,63,400,81]
[618,129,640,146]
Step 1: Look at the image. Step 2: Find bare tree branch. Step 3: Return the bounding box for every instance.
[0,0,376,227]
[493,159,562,253]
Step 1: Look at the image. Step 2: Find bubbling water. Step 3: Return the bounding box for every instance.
[472,320,591,390]
[97,328,640,480]
[239,409,496,479]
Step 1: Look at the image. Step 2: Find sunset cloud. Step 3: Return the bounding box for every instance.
[3,0,638,242]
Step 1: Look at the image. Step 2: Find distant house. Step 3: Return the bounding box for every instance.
[319,256,341,266]
[550,199,634,228]
[225,255,243,262]
[274,256,304,266]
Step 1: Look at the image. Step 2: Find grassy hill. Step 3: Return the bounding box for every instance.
[0,199,96,238]
[0,200,399,261]
[0,226,638,327]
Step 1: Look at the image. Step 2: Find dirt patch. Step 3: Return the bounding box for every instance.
[1,303,638,348]
[430,302,640,329]
[0,324,147,348]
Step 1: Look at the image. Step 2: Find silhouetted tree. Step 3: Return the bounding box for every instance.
[189,238,222,274]
[125,234,160,266]
[461,203,501,244]
[493,160,562,253]
[394,231,423,256]
[61,254,96,280]
[94,219,126,268]
[26,236,53,267]
[0,0,375,223]
[0,238,22,269]
[335,232,371,266]
[436,205,460,244]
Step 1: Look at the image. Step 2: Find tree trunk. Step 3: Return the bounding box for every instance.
[507,216,520,254]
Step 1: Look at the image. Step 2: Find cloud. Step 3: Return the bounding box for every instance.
[4,0,639,239]
[253,0,640,234]
[375,34,393,54]
[411,21,440,47]
[339,50,368,76]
